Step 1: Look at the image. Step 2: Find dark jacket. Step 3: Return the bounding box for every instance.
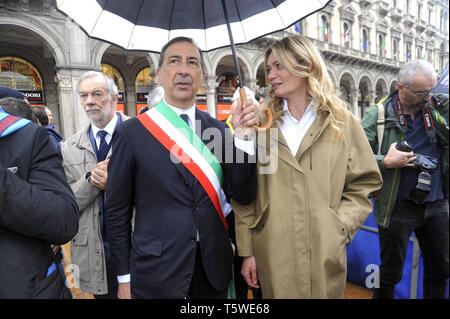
[106,108,255,298]
[0,123,79,298]
[46,126,63,155]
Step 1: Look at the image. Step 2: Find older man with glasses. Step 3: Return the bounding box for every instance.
[362,60,449,299]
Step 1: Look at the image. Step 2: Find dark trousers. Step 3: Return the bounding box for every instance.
[374,199,449,299]
[187,245,228,299]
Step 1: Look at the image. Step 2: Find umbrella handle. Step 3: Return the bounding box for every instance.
[238,88,273,132]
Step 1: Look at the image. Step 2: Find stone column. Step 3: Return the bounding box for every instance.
[368,90,376,106]
[351,90,361,119]
[55,68,89,138]
[206,76,217,118]
[126,85,136,116]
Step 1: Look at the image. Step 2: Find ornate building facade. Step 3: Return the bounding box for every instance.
[0,0,448,137]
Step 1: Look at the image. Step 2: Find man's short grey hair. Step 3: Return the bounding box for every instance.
[76,71,118,98]
[147,85,164,107]
[398,60,437,85]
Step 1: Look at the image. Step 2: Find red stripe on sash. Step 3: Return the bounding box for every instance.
[0,114,21,135]
[137,113,228,230]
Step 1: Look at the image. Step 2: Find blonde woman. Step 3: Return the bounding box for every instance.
[233,36,382,298]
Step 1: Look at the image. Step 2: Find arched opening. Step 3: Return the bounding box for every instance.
[0,56,44,105]
[359,76,373,116]
[101,63,126,113]
[135,67,153,114]
[214,55,248,120]
[375,79,388,103]
[339,72,356,112]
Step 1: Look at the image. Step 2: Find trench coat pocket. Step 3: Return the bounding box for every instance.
[133,237,162,257]
[72,232,88,246]
[327,207,350,244]
[249,202,270,231]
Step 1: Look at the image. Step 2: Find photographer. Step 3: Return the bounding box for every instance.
[362,60,449,299]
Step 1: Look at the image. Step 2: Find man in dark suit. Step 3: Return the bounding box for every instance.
[0,98,79,298]
[106,37,258,299]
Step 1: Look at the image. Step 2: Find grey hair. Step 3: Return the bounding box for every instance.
[398,60,437,85]
[76,71,118,98]
[147,85,164,107]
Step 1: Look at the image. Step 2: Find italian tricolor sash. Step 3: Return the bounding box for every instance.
[137,101,231,229]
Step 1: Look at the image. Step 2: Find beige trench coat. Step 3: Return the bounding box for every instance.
[233,109,382,298]
[61,113,128,295]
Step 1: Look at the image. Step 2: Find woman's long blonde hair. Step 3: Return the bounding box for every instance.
[264,36,347,129]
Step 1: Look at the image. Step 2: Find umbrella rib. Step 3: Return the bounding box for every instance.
[127,0,146,49]
[202,0,207,50]
[232,0,247,42]
[269,0,288,27]
[167,0,176,43]
[90,0,109,35]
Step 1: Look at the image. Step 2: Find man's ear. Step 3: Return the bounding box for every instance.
[156,68,161,82]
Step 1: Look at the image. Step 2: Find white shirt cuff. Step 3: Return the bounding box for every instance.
[117,274,131,283]
[234,137,255,156]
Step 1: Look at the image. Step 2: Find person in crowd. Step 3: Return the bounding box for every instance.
[0,96,36,123]
[362,60,449,299]
[45,107,54,125]
[0,97,79,298]
[61,71,129,298]
[106,37,258,299]
[142,85,165,114]
[32,105,63,154]
[233,35,382,298]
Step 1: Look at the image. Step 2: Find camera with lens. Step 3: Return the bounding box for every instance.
[395,140,438,203]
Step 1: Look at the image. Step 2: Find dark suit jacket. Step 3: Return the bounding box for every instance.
[0,124,79,298]
[106,109,255,298]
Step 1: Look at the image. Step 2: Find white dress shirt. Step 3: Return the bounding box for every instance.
[90,113,118,150]
[279,98,317,156]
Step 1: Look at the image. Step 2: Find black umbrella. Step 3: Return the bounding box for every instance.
[57,0,332,128]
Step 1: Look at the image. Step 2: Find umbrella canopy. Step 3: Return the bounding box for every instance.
[433,64,448,95]
[56,0,331,52]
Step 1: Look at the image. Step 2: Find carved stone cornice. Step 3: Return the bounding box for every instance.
[376,19,389,34]
[339,4,356,23]
[359,12,374,29]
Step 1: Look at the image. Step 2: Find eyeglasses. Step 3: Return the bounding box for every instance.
[401,83,432,98]
[79,91,106,102]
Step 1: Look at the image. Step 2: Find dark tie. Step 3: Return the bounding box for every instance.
[97,130,109,161]
[96,130,109,247]
[180,113,190,127]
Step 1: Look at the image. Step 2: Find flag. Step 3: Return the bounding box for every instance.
[322,23,329,41]
[381,39,386,57]
[362,40,368,52]
[407,51,412,61]
[294,22,302,33]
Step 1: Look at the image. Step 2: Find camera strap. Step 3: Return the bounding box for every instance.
[422,105,437,144]
[393,96,437,143]
[393,96,407,134]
